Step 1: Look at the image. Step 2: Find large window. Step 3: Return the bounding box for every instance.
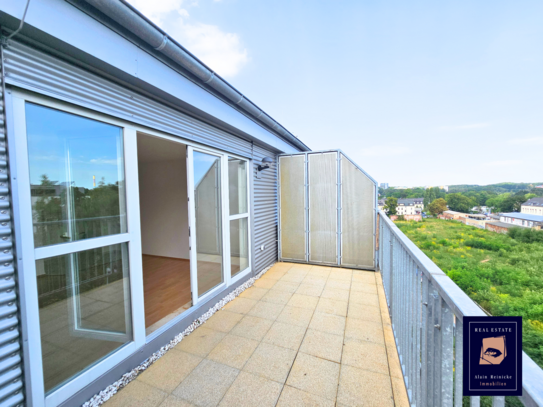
[25,104,133,394]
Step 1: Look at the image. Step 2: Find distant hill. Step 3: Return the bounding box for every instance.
[449,182,543,194]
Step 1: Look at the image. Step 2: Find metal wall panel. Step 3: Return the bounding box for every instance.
[3,41,254,159]
[278,155,306,261]
[253,145,279,272]
[341,154,376,268]
[308,153,337,264]
[0,60,25,406]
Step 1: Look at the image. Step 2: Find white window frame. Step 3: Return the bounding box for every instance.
[9,89,253,406]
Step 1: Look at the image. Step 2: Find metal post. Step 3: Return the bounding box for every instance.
[492,397,505,407]
[427,284,435,407]
[471,396,480,407]
[455,319,463,407]
[421,276,429,407]
[442,301,454,406]
[434,293,443,406]
[389,234,394,317]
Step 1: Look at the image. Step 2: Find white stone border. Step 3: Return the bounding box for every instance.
[82,264,274,407]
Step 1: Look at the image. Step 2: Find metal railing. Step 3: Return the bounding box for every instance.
[378,211,543,407]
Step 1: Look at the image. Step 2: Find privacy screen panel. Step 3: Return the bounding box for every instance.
[279,155,306,260]
[309,153,338,264]
[341,154,376,268]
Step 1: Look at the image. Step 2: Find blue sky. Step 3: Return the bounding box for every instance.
[133,0,543,187]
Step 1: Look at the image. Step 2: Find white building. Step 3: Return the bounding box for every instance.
[521,197,543,216]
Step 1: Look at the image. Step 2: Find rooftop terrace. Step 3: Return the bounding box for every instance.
[103,262,408,407]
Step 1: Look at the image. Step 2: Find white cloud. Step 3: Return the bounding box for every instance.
[127,0,248,78]
[508,136,543,145]
[358,145,412,157]
[438,123,491,131]
[483,160,522,167]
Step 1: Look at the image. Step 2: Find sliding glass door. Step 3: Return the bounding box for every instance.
[187,148,252,304]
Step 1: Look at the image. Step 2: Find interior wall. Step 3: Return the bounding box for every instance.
[138,138,189,259]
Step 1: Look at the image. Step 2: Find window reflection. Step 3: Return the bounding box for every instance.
[228,158,247,215]
[26,103,126,247]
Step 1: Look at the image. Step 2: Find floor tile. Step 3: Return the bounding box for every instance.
[347,302,382,323]
[391,376,410,407]
[243,342,297,383]
[247,301,285,321]
[342,337,388,375]
[271,281,300,294]
[239,287,268,301]
[262,321,306,350]
[280,273,305,283]
[173,360,239,407]
[321,287,350,302]
[295,283,324,297]
[352,272,377,285]
[230,315,273,341]
[276,305,314,328]
[176,327,226,358]
[299,329,343,363]
[308,312,346,336]
[103,380,167,407]
[337,365,394,407]
[276,386,335,407]
[223,298,257,315]
[286,353,340,401]
[159,395,196,407]
[325,279,351,291]
[349,291,380,307]
[219,371,282,407]
[345,318,385,345]
[316,298,348,317]
[204,311,243,333]
[253,278,277,289]
[351,281,378,294]
[302,273,328,288]
[260,289,293,305]
[207,334,259,369]
[287,294,319,310]
[137,350,202,392]
[261,270,286,281]
[327,269,352,282]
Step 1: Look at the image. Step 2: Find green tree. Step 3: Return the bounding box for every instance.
[384,197,398,216]
[501,191,529,212]
[428,198,448,216]
[445,193,476,213]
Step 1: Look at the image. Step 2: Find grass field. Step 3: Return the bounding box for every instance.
[395,219,543,371]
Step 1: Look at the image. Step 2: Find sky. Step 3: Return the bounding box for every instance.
[126,0,543,187]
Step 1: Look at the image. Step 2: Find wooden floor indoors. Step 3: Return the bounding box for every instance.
[143,255,192,330]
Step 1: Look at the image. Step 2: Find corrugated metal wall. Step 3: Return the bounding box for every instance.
[3,41,254,159]
[253,145,278,273]
[0,57,25,407]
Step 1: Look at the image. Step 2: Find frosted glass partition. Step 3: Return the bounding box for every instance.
[309,153,338,264]
[278,150,376,270]
[341,154,376,268]
[279,155,306,261]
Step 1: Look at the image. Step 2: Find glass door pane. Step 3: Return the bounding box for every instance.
[36,243,132,393]
[192,150,224,297]
[230,217,249,277]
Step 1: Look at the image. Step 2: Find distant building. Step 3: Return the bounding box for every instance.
[485,221,518,234]
[536,185,543,189]
[499,212,543,230]
[378,198,423,215]
[471,206,490,214]
[521,197,543,216]
[380,183,389,189]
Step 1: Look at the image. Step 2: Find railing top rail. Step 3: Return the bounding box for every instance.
[378,210,543,407]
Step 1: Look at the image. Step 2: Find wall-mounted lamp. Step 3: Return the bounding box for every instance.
[258,156,274,171]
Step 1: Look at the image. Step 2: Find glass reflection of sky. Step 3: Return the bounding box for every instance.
[193,151,220,186]
[26,103,123,189]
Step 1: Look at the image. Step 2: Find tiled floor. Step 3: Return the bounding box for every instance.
[104,263,409,407]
